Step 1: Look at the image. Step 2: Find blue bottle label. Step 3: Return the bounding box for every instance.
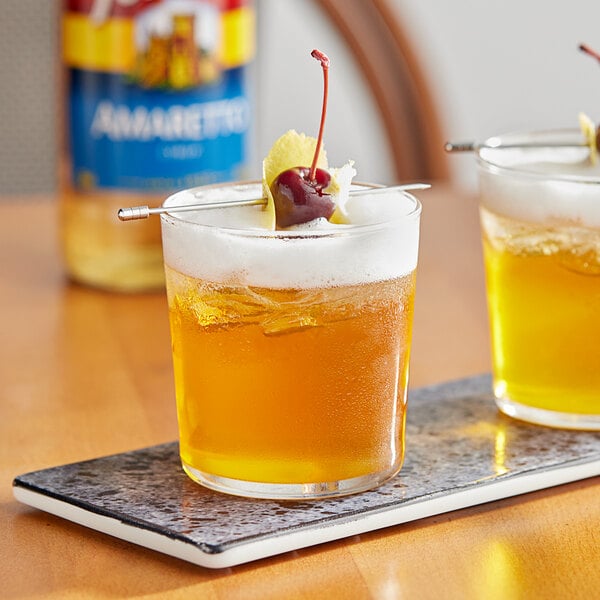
[64,0,254,192]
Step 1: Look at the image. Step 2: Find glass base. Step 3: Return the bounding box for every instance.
[182,460,401,500]
[495,396,600,430]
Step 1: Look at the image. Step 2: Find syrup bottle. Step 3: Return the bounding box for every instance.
[60,0,255,291]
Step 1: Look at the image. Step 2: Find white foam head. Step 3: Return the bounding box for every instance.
[160,182,421,288]
[477,130,600,228]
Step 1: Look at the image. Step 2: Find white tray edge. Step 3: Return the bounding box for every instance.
[13,458,600,569]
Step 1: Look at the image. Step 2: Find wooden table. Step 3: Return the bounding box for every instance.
[2,185,598,598]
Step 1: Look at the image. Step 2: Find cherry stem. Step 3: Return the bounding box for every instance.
[309,49,330,182]
[579,43,600,64]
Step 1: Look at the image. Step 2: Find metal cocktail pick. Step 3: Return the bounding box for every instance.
[444,140,588,153]
[117,183,431,221]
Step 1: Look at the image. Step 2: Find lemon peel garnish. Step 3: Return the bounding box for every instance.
[579,112,597,165]
[261,161,277,231]
[263,130,328,189]
[328,161,357,224]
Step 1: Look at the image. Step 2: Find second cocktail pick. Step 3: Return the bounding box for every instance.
[444,140,589,153]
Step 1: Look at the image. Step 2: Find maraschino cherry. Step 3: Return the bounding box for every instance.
[271,50,335,228]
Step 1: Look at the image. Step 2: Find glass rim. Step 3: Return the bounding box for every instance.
[161,180,422,238]
[476,128,600,185]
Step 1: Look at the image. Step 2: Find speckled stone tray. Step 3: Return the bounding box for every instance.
[13,375,600,569]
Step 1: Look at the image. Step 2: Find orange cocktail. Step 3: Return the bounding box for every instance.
[478,130,600,429]
[161,182,421,499]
